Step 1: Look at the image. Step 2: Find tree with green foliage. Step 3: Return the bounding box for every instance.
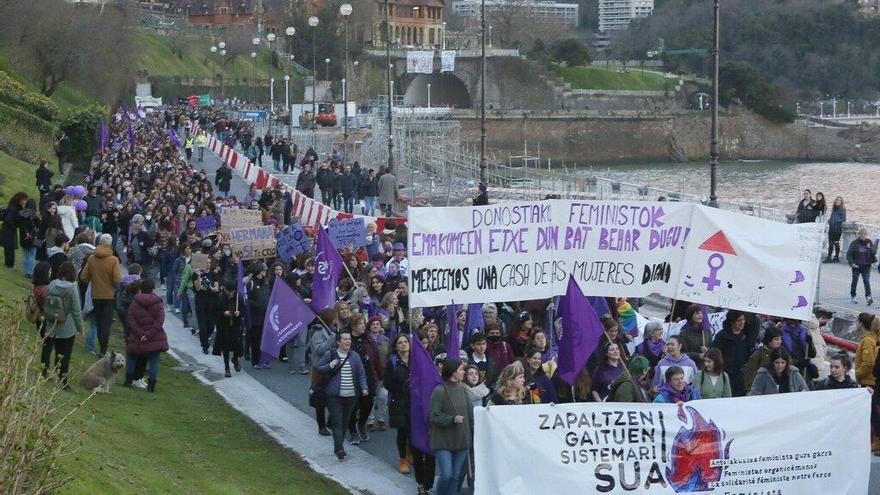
[59,106,103,167]
[551,39,592,66]
[719,61,795,123]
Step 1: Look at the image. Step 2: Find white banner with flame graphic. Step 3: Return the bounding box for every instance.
[474,389,869,494]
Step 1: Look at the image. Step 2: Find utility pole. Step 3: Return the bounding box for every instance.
[385,0,394,173]
[309,16,319,149]
[708,0,720,208]
[340,3,352,164]
[478,0,487,197]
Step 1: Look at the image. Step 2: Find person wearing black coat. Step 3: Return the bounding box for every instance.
[316,162,334,206]
[246,266,271,367]
[2,193,28,268]
[35,159,54,195]
[215,163,232,197]
[214,281,244,377]
[385,334,412,473]
[19,198,39,278]
[711,310,758,397]
[337,165,358,214]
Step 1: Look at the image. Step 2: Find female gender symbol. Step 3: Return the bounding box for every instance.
[702,253,725,291]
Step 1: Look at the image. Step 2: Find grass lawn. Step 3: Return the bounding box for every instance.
[0,149,40,204]
[0,260,345,494]
[137,30,290,81]
[551,65,677,92]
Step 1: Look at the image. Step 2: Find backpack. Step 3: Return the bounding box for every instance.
[23,294,42,324]
[42,286,67,326]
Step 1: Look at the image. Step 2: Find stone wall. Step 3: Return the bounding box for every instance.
[455,108,858,164]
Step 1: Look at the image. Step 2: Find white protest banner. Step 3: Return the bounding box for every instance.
[475,390,869,495]
[406,50,434,74]
[441,50,455,72]
[407,200,822,319]
[228,225,277,260]
[220,208,263,235]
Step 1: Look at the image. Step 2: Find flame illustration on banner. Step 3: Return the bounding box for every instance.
[666,406,732,492]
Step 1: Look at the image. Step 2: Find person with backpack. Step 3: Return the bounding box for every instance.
[27,262,52,333]
[42,261,84,391]
[79,234,121,357]
[47,234,69,280]
[315,330,369,460]
[125,279,168,393]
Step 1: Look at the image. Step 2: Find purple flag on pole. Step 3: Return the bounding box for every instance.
[127,122,136,152]
[310,227,343,313]
[409,335,442,454]
[587,296,611,319]
[699,304,711,334]
[464,303,484,344]
[556,277,605,386]
[167,127,182,148]
[446,303,460,359]
[260,278,317,362]
[237,261,252,330]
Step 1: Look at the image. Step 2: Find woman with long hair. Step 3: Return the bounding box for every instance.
[20,198,40,277]
[487,361,526,405]
[590,342,626,402]
[42,261,84,390]
[748,347,809,395]
[522,348,558,404]
[678,304,711,365]
[826,196,846,263]
[693,348,732,399]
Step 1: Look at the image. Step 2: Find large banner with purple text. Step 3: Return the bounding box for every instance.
[407,200,822,319]
[475,389,869,494]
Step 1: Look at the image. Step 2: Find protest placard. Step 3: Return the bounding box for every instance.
[275,222,312,264]
[407,200,823,319]
[191,252,210,271]
[228,225,276,260]
[475,390,869,494]
[328,217,366,250]
[194,215,216,233]
[220,208,263,234]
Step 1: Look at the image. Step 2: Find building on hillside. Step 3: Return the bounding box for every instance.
[451,0,579,28]
[598,0,653,32]
[374,0,445,48]
[182,0,265,29]
[855,0,880,16]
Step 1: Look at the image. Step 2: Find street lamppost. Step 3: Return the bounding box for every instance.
[251,51,257,104]
[340,2,352,164]
[219,45,226,103]
[252,36,261,104]
[324,57,331,81]
[210,45,217,96]
[285,26,296,75]
[442,21,446,50]
[270,77,275,118]
[309,15,319,148]
[708,0,719,208]
[426,83,431,108]
[284,74,291,138]
[384,0,393,173]
[478,0,487,196]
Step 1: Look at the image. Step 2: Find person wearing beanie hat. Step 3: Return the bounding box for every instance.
[608,355,651,402]
[385,241,408,277]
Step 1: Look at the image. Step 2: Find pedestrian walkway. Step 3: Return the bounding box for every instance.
[180,145,419,493]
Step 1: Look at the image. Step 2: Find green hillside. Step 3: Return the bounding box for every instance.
[137,30,288,80]
[551,65,677,92]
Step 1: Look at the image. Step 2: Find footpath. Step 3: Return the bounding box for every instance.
[161,148,417,494]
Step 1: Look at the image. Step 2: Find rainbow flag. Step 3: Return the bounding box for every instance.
[617,298,639,338]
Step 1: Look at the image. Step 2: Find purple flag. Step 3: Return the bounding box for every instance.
[464,303,484,344]
[446,303,460,359]
[96,119,109,152]
[699,304,711,334]
[127,122,136,152]
[587,296,611,319]
[410,335,442,454]
[237,261,252,330]
[310,227,342,312]
[556,277,605,386]
[167,127,182,148]
[260,278,316,362]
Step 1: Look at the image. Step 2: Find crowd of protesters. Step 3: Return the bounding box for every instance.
[4,104,879,495]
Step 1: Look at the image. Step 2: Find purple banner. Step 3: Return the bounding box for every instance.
[260,278,317,361]
[310,226,343,312]
[409,335,442,454]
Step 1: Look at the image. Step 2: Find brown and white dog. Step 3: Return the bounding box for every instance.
[80,352,126,394]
